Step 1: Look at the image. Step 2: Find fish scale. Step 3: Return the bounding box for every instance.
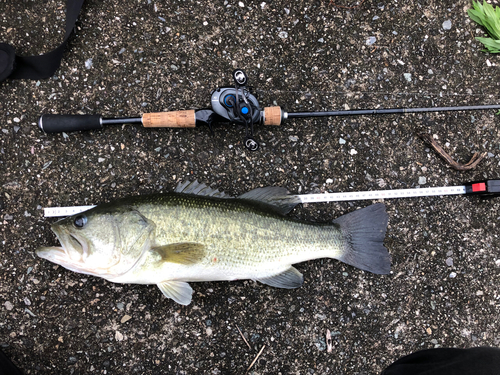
[145,196,339,274]
[37,182,391,305]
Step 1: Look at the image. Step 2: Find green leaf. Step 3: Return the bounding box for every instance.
[476,36,500,46]
[475,36,500,51]
[473,0,484,14]
[468,0,500,52]
[483,2,500,39]
[468,9,485,25]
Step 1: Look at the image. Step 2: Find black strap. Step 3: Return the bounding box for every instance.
[0,349,24,375]
[0,0,85,82]
[381,347,500,375]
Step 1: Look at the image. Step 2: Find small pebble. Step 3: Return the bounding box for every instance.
[419,176,427,185]
[442,20,452,30]
[4,301,13,311]
[366,36,376,46]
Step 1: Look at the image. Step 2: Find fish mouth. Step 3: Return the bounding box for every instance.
[36,246,95,275]
[36,225,93,275]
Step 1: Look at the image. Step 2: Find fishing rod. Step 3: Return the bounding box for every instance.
[38,69,500,151]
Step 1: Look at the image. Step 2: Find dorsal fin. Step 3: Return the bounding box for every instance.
[175,180,226,198]
[237,186,300,215]
[175,181,300,215]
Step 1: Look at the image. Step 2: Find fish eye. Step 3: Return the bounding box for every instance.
[73,215,88,228]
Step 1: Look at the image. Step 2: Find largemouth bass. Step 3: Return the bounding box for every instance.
[37,181,391,305]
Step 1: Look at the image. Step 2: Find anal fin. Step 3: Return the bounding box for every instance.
[157,281,193,305]
[256,266,304,289]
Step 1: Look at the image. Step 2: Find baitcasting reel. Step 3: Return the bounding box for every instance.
[38,69,500,151]
[210,69,261,150]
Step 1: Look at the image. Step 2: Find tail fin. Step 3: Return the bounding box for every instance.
[333,203,391,274]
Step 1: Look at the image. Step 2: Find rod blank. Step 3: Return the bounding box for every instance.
[285,104,500,119]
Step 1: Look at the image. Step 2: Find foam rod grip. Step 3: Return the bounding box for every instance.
[38,114,103,133]
[142,110,196,128]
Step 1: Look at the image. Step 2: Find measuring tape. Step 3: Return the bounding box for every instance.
[43,180,499,217]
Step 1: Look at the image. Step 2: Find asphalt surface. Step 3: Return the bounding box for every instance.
[1,0,500,374]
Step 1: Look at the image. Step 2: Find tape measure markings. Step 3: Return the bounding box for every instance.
[44,205,96,218]
[43,185,469,217]
[297,185,466,203]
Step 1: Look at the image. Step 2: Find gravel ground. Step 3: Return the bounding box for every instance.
[1,0,499,374]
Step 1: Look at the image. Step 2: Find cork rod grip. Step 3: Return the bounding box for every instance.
[142,110,196,128]
[264,106,282,126]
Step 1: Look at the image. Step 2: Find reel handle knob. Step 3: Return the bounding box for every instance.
[245,137,260,151]
[233,69,248,86]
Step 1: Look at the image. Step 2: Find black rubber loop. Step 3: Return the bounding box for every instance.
[1,0,84,82]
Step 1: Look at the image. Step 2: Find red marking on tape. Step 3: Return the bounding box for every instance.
[472,182,486,192]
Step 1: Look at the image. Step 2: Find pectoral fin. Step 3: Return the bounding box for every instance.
[151,242,206,265]
[157,281,193,305]
[256,266,304,289]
